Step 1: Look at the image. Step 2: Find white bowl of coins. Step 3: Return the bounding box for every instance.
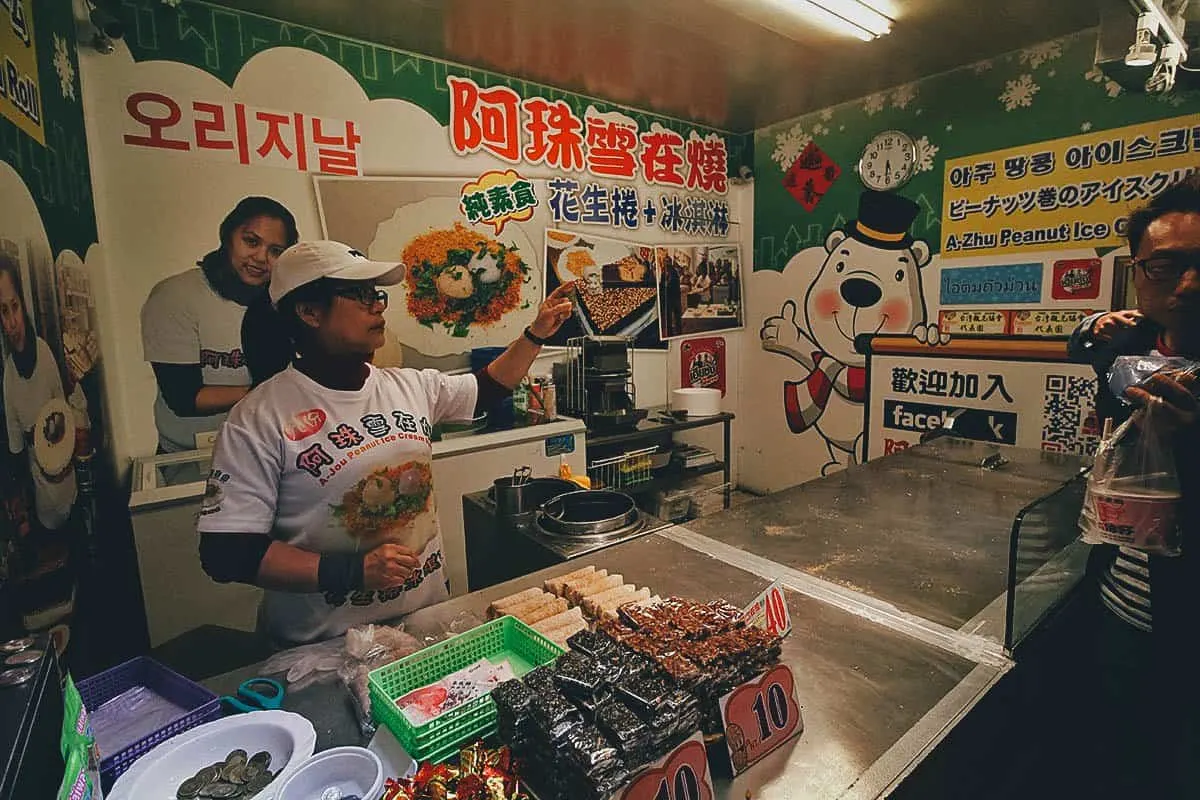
[276,746,385,800]
[108,710,316,800]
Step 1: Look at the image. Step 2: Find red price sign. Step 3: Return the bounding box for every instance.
[741,579,792,639]
[718,664,803,775]
[617,735,713,800]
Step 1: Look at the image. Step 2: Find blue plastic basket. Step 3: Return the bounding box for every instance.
[76,656,221,789]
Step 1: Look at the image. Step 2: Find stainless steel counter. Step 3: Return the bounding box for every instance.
[683,439,1085,632]
[208,532,1001,799]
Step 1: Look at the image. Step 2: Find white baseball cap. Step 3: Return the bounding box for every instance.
[269,240,406,306]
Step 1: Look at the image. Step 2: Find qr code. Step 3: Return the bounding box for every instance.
[1041,374,1099,455]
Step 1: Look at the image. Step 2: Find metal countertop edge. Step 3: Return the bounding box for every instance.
[658,526,1013,670]
[840,661,1011,800]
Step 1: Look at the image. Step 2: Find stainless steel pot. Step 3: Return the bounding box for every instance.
[491,476,578,523]
[538,490,639,537]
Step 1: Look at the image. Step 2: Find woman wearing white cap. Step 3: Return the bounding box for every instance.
[197,241,574,645]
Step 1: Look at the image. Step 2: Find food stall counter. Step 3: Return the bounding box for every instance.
[680,438,1086,634]
[205,532,999,799]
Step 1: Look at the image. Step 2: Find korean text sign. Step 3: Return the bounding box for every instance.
[0,0,42,144]
[122,91,363,176]
[941,115,1200,258]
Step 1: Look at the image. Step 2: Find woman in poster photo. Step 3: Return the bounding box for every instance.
[141,197,298,454]
[0,254,77,532]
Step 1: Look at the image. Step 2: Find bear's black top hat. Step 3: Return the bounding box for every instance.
[848,190,920,251]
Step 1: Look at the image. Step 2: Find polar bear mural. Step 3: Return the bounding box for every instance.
[760,190,947,475]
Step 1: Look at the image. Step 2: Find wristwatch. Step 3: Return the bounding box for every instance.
[523,326,550,346]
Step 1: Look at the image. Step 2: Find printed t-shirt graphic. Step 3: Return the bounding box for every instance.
[198,364,477,644]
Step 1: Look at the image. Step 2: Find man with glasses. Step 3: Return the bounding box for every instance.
[195,241,575,645]
[1068,173,1200,798]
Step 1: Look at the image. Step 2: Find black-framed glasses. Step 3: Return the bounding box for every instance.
[333,284,388,309]
[1134,255,1200,282]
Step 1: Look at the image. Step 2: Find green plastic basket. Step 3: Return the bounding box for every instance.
[369,616,563,763]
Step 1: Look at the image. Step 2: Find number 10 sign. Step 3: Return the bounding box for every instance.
[718,664,803,775]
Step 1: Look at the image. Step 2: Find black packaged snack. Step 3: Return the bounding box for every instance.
[561,723,620,772]
[554,651,607,699]
[617,674,673,715]
[596,699,647,747]
[577,687,613,719]
[530,688,584,742]
[524,664,555,690]
[567,629,615,659]
[492,678,534,716]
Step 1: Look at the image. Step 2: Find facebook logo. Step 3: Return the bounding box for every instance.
[883,400,1017,445]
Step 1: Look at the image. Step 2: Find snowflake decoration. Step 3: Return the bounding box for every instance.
[891,83,918,110]
[819,108,834,122]
[1048,69,1057,78]
[812,123,830,137]
[771,123,812,172]
[52,34,75,101]
[161,0,182,7]
[1080,121,1093,132]
[914,135,939,173]
[1084,66,1124,98]
[945,123,954,132]
[1019,40,1064,70]
[863,92,886,116]
[970,59,994,75]
[999,74,1039,111]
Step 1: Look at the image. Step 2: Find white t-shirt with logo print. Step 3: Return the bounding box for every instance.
[198,363,478,645]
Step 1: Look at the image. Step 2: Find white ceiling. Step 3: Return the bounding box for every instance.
[228,0,1110,130]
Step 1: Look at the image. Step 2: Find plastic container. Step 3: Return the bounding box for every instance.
[107,710,316,800]
[369,617,563,763]
[76,656,221,788]
[277,746,385,800]
[671,387,721,417]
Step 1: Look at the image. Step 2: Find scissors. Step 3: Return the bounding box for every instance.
[220,677,285,714]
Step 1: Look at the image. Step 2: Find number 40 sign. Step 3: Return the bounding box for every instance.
[719,664,803,775]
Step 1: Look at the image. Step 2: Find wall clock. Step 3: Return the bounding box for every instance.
[858,130,917,191]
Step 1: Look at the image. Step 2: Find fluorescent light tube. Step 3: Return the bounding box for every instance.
[806,0,893,37]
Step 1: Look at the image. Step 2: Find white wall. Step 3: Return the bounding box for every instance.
[78,43,746,474]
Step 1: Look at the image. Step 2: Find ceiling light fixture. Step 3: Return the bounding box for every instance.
[1130,0,1189,61]
[800,0,894,41]
[1126,12,1160,66]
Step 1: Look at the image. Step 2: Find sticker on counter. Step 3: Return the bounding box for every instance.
[719,664,803,775]
[545,434,576,457]
[741,579,792,639]
[616,733,713,800]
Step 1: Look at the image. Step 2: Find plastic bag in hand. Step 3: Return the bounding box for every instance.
[1108,355,1199,406]
[1080,401,1183,556]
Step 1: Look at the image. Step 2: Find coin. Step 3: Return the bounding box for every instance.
[242,773,273,795]
[0,637,33,654]
[320,788,343,800]
[241,763,262,781]
[226,764,250,785]
[4,650,41,666]
[201,783,240,799]
[247,751,272,771]
[225,749,248,767]
[176,775,204,799]
[0,667,34,688]
[193,766,221,785]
